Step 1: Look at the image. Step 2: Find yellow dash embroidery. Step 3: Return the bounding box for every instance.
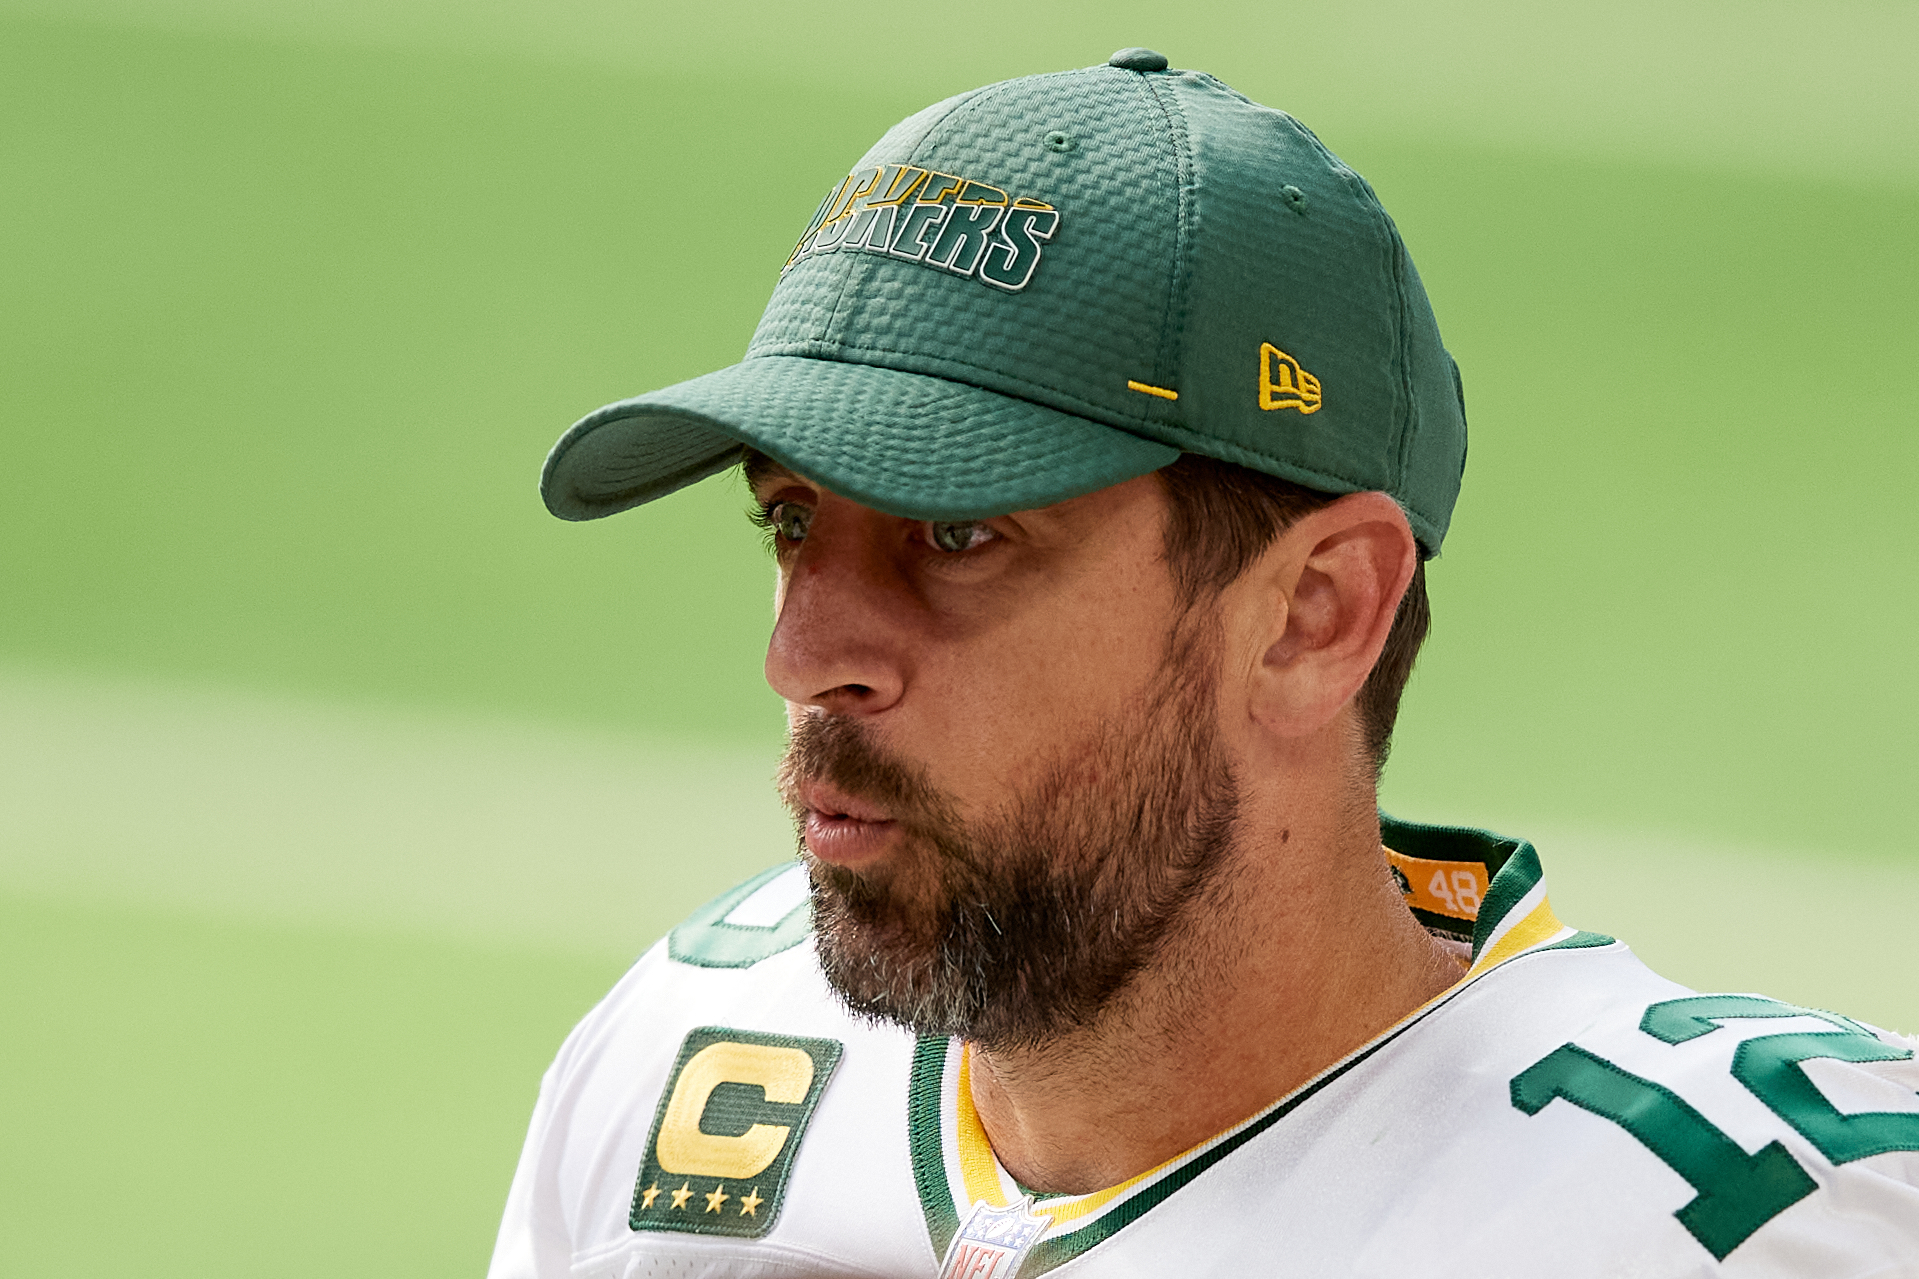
[1258,343,1322,413]
[1126,380,1179,400]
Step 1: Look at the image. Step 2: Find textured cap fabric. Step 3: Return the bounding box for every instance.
[542,53,1468,553]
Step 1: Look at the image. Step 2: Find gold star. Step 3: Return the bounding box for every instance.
[738,1187,764,1218]
[704,1183,730,1214]
[638,1182,661,1210]
[670,1182,693,1211]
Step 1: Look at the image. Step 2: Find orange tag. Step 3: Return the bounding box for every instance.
[1385,847,1491,922]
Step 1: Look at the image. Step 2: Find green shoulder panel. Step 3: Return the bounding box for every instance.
[669,863,813,969]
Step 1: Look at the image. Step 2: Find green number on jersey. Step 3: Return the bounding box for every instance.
[670,865,812,969]
[1644,995,1919,1166]
[1510,1044,1816,1259]
[1513,994,1919,1260]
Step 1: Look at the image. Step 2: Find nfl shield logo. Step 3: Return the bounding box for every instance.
[938,1197,1048,1279]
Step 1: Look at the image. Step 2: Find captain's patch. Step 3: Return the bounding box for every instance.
[784,164,1061,293]
[630,1027,843,1239]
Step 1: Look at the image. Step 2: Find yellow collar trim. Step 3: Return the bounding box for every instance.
[1466,891,1567,981]
[952,1044,1182,1229]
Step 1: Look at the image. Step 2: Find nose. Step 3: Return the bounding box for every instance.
[763,498,909,717]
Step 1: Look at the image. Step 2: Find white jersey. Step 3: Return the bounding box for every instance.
[488,823,1919,1279]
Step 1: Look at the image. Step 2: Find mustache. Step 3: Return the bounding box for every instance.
[776,714,960,841]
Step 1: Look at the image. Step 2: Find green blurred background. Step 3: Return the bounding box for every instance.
[1,2,1913,1272]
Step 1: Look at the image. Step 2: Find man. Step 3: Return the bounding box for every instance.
[491,50,1919,1278]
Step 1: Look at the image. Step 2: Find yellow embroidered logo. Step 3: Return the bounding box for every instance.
[1258,343,1322,414]
[655,1040,815,1179]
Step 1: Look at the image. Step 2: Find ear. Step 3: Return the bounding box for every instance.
[1242,492,1418,739]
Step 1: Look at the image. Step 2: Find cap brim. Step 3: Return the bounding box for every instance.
[540,355,1180,523]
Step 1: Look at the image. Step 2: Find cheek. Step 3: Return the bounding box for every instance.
[914,589,1175,790]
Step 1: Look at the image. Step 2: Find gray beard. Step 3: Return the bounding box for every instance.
[779,632,1239,1054]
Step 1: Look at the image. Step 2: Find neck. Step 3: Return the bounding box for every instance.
[964,797,1463,1194]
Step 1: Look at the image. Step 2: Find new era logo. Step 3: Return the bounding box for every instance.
[1258,343,1322,414]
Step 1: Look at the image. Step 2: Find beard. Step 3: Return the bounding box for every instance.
[777,623,1240,1053]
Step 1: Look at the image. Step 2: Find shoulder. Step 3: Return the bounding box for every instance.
[548,863,852,1101]
[1493,954,1919,1273]
[500,864,925,1276]
[1190,939,1919,1277]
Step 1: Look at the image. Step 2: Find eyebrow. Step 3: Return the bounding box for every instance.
[741,447,798,490]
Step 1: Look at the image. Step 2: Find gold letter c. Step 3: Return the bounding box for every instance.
[655,1042,815,1180]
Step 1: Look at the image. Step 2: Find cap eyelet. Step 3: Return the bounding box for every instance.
[1044,131,1077,153]
[1281,184,1308,214]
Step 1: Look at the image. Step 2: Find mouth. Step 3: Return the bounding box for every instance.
[798,781,901,869]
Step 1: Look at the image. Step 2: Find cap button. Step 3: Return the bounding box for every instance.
[1108,47,1169,72]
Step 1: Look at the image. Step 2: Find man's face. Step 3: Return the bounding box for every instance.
[753,461,1243,1051]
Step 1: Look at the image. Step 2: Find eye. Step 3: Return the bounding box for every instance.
[925,520,996,554]
[767,500,813,543]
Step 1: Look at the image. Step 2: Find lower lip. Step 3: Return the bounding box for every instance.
[804,810,901,868]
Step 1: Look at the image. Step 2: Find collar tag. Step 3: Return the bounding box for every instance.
[1385,845,1491,940]
[938,1195,1048,1279]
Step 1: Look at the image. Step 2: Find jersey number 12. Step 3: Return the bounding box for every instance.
[1511,995,1919,1260]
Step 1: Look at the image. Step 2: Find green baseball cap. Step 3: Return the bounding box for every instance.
[541,48,1467,554]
